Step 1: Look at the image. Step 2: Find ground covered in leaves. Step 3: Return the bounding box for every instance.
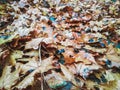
[0,0,120,90]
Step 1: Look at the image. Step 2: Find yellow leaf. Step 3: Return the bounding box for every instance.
[10,50,23,65]
[0,34,17,45]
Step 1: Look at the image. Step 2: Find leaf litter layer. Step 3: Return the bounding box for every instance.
[0,0,120,90]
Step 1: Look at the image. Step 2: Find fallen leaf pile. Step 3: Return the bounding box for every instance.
[0,0,120,90]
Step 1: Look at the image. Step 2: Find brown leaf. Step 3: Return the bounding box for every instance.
[62,49,75,64]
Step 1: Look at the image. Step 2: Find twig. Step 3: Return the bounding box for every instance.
[38,44,42,66]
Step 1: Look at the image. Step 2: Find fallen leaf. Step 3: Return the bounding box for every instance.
[15,71,34,89]
[25,38,53,49]
[0,34,17,45]
[60,64,80,86]
[0,65,20,90]
[106,54,120,63]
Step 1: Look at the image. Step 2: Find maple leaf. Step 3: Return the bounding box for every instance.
[0,34,17,45]
[45,70,67,89]
[60,64,83,87]
[25,38,53,49]
[106,54,120,63]
[24,51,39,57]
[74,52,97,64]
[0,65,20,90]
[100,71,120,90]
[15,56,54,89]
[106,44,120,63]
[15,72,34,89]
[10,50,24,65]
[116,48,120,54]
[84,45,107,53]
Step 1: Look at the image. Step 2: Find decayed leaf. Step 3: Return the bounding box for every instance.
[0,0,120,90]
[40,56,54,73]
[106,54,120,63]
[24,51,39,57]
[88,64,101,70]
[104,71,115,82]
[19,56,53,74]
[116,48,120,54]
[17,57,38,74]
[0,34,17,45]
[25,38,44,49]
[74,52,97,64]
[10,50,24,65]
[84,45,107,53]
[45,71,67,89]
[85,80,96,89]
[61,39,75,47]
[75,56,92,64]
[100,71,120,90]
[60,64,80,86]
[69,63,101,79]
[85,71,120,90]
[16,51,39,62]
[107,44,117,54]
[0,65,20,90]
[63,50,75,64]
[15,71,34,89]
[115,29,120,35]
[25,38,53,49]
[17,57,35,62]
[16,56,54,89]
[60,64,73,81]
[106,44,120,63]
[101,81,118,90]
[90,33,107,39]
[82,14,92,21]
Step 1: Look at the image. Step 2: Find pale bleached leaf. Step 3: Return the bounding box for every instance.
[25,38,53,49]
[116,48,120,54]
[15,72,34,89]
[18,56,54,74]
[10,50,24,65]
[18,57,38,74]
[60,64,79,86]
[106,54,120,63]
[40,56,54,73]
[16,56,54,89]
[60,64,74,81]
[24,51,39,57]
[84,45,107,53]
[0,66,20,90]
[45,71,67,89]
